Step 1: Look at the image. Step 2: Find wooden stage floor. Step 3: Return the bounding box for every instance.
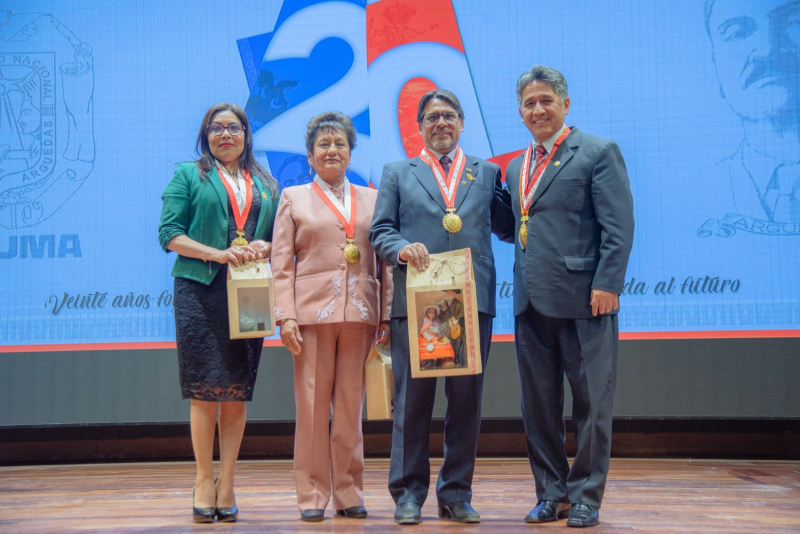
[1,458,799,533]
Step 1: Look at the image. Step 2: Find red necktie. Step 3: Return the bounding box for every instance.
[529,144,547,179]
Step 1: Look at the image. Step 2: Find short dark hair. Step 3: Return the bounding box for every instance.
[516,65,569,106]
[305,111,357,153]
[416,89,464,123]
[194,102,279,199]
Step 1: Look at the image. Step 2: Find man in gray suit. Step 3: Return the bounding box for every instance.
[369,89,513,525]
[504,65,634,528]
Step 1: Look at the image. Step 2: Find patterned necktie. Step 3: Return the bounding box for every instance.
[766,163,800,223]
[528,144,547,180]
[440,155,452,175]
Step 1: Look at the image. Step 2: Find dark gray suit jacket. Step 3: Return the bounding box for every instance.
[505,127,634,319]
[368,153,514,318]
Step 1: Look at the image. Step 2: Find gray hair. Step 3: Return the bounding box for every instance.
[305,111,357,153]
[416,89,465,123]
[516,65,569,106]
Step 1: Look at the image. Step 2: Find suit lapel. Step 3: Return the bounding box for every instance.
[252,174,270,237]
[411,158,448,213]
[453,156,478,212]
[209,166,229,215]
[531,127,580,207]
[506,155,523,216]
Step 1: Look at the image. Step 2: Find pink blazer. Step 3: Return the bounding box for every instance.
[272,183,393,326]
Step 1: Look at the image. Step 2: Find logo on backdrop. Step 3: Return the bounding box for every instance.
[238,0,370,189]
[0,11,95,229]
[698,0,800,237]
[236,0,499,190]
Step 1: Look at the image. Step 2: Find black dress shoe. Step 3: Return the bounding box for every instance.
[336,506,367,518]
[216,505,238,522]
[438,501,480,523]
[394,502,422,524]
[525,500,570,523]
[192,487,216,523]
[300,509,325,522]
[567,504,599,528]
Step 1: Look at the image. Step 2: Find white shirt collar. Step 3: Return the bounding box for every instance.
[535,124,568,155]
[313,174,352,221]
[427,146,459,162]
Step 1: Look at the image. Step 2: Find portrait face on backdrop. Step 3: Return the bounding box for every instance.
[698,0,800,236]
[418,98,464,154]
[707,0,800,129]
[518,80,571,144]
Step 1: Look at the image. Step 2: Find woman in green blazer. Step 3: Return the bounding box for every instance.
[159,103,279,523]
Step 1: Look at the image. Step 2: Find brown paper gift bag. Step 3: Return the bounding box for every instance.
[406,248,482,378]
[227,259,276,339]
[365,343,393,420]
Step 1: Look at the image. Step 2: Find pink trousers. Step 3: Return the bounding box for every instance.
[293,322,373,511]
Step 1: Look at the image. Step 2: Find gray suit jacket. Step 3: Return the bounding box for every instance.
[368,153,514,318]
[505,127,634,319]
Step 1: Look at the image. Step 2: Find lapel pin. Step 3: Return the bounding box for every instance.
[467,173,475,180]
[462,180,467,185]
[466,168,473,172]
[262,192,267,199]
[554,161,561,166]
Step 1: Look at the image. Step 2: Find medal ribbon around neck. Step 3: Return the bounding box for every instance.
[518,127,570,249]
[217,166,253,246]
[312,177,361,263]
[519,127,570,214]
[420,146,466,232]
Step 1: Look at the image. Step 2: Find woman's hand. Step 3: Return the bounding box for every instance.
[376,321,391,345]
[280,319,303,356]
[215,245,257,267]
[249,240,272,260]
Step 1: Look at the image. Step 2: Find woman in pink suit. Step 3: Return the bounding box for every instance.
[271,111,392,522]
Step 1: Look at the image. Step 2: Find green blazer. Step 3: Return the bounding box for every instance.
[159,162,278,284]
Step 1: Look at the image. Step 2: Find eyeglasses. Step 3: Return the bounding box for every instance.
[207,123,245,136]
[422,112,460,125]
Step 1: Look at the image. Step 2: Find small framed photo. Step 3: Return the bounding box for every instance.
[227,261,276,339]
[406,249,482,378]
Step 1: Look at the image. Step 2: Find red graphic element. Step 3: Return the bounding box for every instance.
[488,150,524,183]
[2,330,798,353]
[398,77,437,158]
[366,0,465,65]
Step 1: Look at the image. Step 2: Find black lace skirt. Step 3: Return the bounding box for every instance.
[174,266,263,401]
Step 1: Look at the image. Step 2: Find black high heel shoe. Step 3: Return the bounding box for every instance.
[214,478,238,522]
[216,505,239,522]
[192,487,216,523]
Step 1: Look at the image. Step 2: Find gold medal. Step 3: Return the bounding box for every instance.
[519,214,528,249]
[442,208,462,233]
[344,238,361,264]
[232,231,248,247]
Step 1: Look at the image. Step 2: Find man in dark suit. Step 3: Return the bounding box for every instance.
[369,89,513,525]
[504,65,634,528]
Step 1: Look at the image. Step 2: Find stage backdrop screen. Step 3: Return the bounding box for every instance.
[1,0,798,351]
